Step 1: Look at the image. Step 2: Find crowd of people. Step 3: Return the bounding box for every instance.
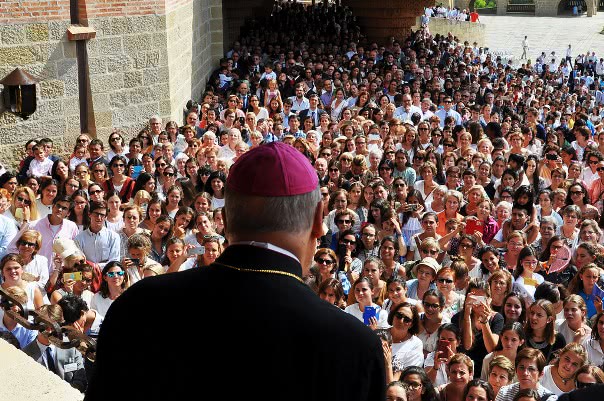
[2,0,604,397]
[424,5,481,24]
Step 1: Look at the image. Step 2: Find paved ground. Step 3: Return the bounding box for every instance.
[480,14,604,65]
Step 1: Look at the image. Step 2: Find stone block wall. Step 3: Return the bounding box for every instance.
[414,17,486,46]
[0,0,223,169]
[0,2,79,165]
[535,0,559,16]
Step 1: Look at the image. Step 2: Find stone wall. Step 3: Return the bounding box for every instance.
[0,0,223,169]
[414,17,486,45]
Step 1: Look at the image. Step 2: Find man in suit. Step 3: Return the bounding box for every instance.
[86,142,386,401]
[298,93,327,127]
[23,301,87,392]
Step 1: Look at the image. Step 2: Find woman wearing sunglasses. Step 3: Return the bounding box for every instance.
[387,302,424,379]
[91,261,128,319]
[105,156,135,203]
[308,248,339,294]
[6,186,39,228]
[15,230,48,292]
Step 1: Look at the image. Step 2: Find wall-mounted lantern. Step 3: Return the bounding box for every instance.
[0,68,39,120]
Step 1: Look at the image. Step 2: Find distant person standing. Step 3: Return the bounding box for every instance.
[566,44,572,66]
[521,36,529,60]
[470,9,480,23]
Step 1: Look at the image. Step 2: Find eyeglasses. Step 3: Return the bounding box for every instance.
[589,160,599,165]
[437,278,454,284]
[110,137,121,142]
[91,211,107,218]
[394,312,412,323]
[163,172,175,177]
[320,153,332,157]
[106,271,125,278]
[18,240,36,247]
[337,219,351,224]
[423,302,441,309]
[570,190,583,195]
[89,189,103,195]
[156,163,167,168]
[93,169,105,173]
[405,382,422,391]
[16,196,31,205]
[54,203,70,212]
[394,183,406,188]
[329,168,339,172]
[112,163,125,168]
[459,242,474,249]
[598,167,604,172]
[340,239,355,245]
[316,258,334,265]
[576,381,595,389]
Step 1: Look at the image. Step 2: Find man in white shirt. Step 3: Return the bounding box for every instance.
[394,94,422,122]
[435,96,462,128]
[289,84,309,113]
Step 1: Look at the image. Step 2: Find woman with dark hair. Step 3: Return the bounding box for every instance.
[462,379,495,401]
[524,155,545,196]
[107,130,127,160]
[50,159,69,189]
[452,278,504,378]
[318,278,345,309]
[204,170,226,210]
[400,189,426,249]
[393,149,416,188]
[344,276,388,328]
[512,246,544,300]
[538,236,577,286]
[68,189,90,230]
[91,261,128,318]
[566,181,599,218]
[139,196,163,231]
[149,215,173,263]
[0,171,18,197]
[480,322,526,380]
[36,178,59,218]
[133,172,156,198]
[400,366,440,401]
[387,302,424,378]
[377,159,395,187]
[471,245,506,281]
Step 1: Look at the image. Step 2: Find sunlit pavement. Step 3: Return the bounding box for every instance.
[479,14,604,65]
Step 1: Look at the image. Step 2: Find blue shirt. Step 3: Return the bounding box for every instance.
[0,214,17,259]
[74,227,121,268]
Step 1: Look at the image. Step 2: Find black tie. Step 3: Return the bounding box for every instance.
[46,347,59,375]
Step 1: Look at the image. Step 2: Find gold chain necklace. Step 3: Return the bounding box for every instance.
[213,262,304,284]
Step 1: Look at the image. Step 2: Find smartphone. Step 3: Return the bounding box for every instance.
[363,306,378,325]
[406,204,418,212]
[131,165,143,180]
[129,258,140,266]
[187,247,205,256]
[368,133,380,141]
[593,284,604,301]
[239,117,245,126]
[437,339,450,357]
[465,219,483,235]
[472,295,486,305]
[63,272,82,282]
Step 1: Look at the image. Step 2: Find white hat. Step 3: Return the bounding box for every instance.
[52,238,81,259]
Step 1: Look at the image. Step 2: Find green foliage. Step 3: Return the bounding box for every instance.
[474,0,497,8]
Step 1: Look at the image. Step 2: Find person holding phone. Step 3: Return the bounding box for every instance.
[123,234,162,285]
[512,247,545,300]
[435,353,474,401]
[568,263,604,319]
[90,261,128,319]
[345,276,389,329]
[452,278,504,378]
[424,323,461,386]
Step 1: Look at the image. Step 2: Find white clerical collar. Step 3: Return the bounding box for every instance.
[229,241,300,264]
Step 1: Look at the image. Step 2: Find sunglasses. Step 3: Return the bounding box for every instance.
[93,169,105,173]
[576,381,595,389]
[113,163,125,168]
[164,172,176,177]
[16,196,31,205]
[597,167,604,172]
[423,302,441,309]
[18,240,37,247]
[320,153,332,157]
[316,258,334,265]
[394,183,406,188]
[340,239,355,245]
[89,189,103,195]
[106,271,125,278]
[329,168,339,172]
[337,219,351,224]
[394,312,412,323]
[437,278,454,284]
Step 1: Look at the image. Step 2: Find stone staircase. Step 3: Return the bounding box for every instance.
[507,0,536,14]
